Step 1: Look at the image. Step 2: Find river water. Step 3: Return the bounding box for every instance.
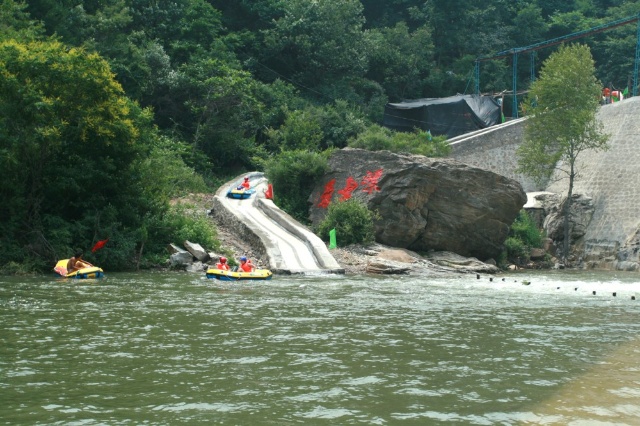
[2,270,640,425]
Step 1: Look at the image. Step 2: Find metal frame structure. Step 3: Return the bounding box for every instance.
[475,14,640,118]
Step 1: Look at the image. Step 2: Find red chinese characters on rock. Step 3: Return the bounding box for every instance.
[338,176,359,201]
[361,169,383,194]
[318,179,336,208]
[317,169,384,208]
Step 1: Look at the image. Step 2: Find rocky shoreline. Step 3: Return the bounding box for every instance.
[213,208,501,277]
[171,193,515,276]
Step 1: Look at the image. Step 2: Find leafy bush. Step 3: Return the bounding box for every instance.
[314,100,368,149]
[265,150,329,223]
[503,237,529,264]
[510,210,543,248]
[265,109,324,151]
[264,100,368,152]
[348,124,450,157]
[0,261,40,276]
[137,135,209,203]
[316,198,378,246]
[158,203,220,252]
[501,210,544,266]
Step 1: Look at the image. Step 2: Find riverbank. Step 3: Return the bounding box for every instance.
[175,192,535,276]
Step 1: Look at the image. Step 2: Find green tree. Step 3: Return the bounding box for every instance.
[595,1,640,90]
[366,23,436,101]
[0,39,158,269]
[517,44,608,261]
[265,100,368,152]
[264,150,329,223]
[510,3,548,47]
[261,0,368,90]
[0,0,45,42]
[265,109,324,152]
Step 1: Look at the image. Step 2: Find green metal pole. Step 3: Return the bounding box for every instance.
[530,51,536,83]
[512,52,518,118]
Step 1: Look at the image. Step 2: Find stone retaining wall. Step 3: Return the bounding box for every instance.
[448,118,543,192]
[448,97,640,270]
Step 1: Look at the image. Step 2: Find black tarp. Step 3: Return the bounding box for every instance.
[383,94,501,138]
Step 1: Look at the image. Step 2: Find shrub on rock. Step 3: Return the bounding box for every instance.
[316,199,378,246]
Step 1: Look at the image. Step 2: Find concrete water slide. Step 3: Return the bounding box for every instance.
[212,173,344,275]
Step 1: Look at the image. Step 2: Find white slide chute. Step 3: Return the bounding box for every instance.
[213,173,344,275]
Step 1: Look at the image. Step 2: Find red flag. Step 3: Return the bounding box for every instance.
[265,184,273,200]
[91,238,109,253]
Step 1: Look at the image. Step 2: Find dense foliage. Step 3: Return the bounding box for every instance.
[1,0,636,271]
[264,150,330,223]
[348,125,451,157]
[500,210,545,267]
[316,199,378,247]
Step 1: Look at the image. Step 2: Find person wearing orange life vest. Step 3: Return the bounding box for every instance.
[238,256,255,272]
[602,87,611,104]
[216,256,230,270]
[241,176,251,190]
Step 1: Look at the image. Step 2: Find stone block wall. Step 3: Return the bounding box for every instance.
[447,98,640,270]
[448,119,544,192]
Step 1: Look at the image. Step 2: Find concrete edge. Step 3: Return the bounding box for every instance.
[448,117,526,145]
[255,198,344,273]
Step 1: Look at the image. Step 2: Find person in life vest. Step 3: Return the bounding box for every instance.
[241,176,251,190]
[238,256,255,272]
[602,87,611,104]
[216,256,230,270]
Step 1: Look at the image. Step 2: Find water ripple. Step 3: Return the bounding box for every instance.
[2,271,640,424]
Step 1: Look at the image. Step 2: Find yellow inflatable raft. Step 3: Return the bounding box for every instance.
[206,268,272,281]
[54,259,105,279]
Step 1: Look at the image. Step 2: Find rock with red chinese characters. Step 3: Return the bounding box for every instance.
[309,148,526,261]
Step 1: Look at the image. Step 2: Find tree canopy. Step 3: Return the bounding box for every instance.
[517,43,609,260]
[1,0,637,271]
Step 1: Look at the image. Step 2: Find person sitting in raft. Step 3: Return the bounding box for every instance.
[67,251,93,272]
[241,176,251,190]
[216,256,230,271]
[238,256,255,272]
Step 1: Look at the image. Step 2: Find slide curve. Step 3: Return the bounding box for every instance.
[213,173,344,275]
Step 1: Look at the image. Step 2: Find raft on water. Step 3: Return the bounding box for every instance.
[206,268,272,281]
[54,259,105,279]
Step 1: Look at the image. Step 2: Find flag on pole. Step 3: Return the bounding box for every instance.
[329,229,337,249]
[91,238,109,253]
[426,130,433,141]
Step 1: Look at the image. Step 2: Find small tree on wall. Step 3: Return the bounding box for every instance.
[516,44,609,262]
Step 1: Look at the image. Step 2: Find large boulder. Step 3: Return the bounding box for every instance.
[184,240,209,262]
[309,148,526,260]
[169,250,193,268]
[542,193,594,243]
